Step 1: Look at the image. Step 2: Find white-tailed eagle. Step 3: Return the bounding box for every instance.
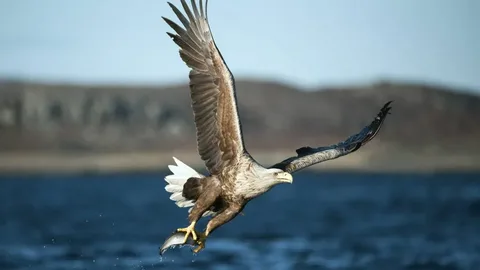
[160,0,392,254]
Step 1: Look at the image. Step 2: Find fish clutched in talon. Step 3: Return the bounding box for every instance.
[160,231,199,255]
[159,229,208,255]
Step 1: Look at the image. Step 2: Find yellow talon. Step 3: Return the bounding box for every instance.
[176,221,197,243]
[192,232,207,253]
[193,242,205,253]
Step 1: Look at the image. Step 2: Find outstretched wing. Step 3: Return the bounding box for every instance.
[270,101,393,173]
[163,0,246,175]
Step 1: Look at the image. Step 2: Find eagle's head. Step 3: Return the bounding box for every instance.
[263,168,293,185]
[243,167,293,199]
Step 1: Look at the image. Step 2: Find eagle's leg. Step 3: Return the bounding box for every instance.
[190,205,244,253]
[178,179,222,245]
[208,204,244,233]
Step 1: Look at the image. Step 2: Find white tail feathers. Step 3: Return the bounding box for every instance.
[164,157,204,209]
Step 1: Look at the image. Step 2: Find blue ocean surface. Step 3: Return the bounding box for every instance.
[0,171,479,270]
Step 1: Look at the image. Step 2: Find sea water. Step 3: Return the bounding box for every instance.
[1,171,479,270]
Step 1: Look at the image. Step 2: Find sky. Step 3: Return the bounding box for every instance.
[0,0,479,92]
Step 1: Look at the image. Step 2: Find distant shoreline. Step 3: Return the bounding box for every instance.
[0,151,479,175]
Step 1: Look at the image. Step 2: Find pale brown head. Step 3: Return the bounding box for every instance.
[261,168,293,184]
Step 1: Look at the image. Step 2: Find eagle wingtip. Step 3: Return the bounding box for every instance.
[379,100,393,116]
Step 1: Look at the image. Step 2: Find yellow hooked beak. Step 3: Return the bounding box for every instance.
[278,172,293,183]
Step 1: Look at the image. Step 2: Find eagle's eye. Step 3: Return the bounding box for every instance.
[273,172,278,176]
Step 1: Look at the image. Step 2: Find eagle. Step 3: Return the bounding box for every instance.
[161,0,392,254]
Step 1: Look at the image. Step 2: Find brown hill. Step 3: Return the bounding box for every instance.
[0,79,479,172]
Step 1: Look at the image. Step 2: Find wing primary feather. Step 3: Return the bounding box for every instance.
[167,34,205,63]
[191,0,207,38]
[205,0,210,19]
[199,0,205,18]
[180,0,198,30]
[163,16,202,52]
[167,2,190,29]
[166,2,204,49]
[191,0,202,23]
[162,17,187,37]
[180,0,204,42]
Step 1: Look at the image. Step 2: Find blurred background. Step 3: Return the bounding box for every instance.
[1,0,479,269]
